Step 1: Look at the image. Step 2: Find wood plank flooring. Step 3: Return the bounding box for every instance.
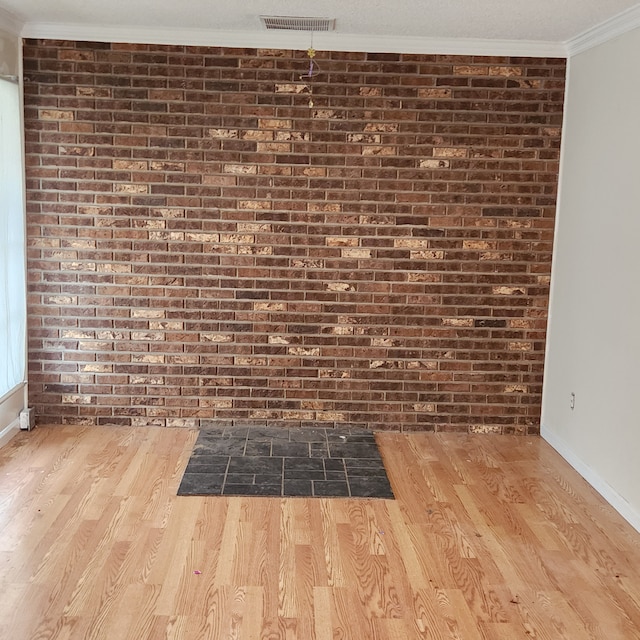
[1,425,639,639]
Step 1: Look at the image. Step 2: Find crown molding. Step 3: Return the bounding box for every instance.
[21,21,568,58]
[0,6,24,35]
[566,4,640,56]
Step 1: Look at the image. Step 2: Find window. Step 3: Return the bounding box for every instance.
[0,77,26,398]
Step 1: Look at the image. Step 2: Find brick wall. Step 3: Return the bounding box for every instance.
[23,39,565,433]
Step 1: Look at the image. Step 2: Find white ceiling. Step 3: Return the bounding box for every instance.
[2,0,640,57]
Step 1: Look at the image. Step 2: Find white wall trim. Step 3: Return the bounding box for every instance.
[540,58,572,426]
[0,418,20,448]
[0,383,26,443]
[566,5,640,56]
[21,22,568,58]
[0,6,23,36]
[542,426,640,535]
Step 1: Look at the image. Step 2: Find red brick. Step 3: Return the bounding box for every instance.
[23,40,564,433]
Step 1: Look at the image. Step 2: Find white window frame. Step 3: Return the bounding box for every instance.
[0,73,27,437]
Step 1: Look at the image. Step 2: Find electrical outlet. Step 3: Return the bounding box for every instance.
[570,392,575,410]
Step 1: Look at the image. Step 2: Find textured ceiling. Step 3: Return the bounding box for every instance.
[2,0,639,50]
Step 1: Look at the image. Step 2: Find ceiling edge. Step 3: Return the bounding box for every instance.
[566,4,640,56]
[0,6,24,35]
[20,22,568,58]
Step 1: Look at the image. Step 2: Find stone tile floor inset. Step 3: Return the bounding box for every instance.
[177,426,395,499]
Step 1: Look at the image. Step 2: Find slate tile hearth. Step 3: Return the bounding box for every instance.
[178,427,395,499]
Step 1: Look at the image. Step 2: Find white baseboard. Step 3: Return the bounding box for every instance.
[541,426,640,535]
[0,418,20,448]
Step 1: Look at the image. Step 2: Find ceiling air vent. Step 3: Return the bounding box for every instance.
[260,16,336,32]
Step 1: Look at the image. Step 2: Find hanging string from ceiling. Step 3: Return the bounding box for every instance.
[299,32,321,107]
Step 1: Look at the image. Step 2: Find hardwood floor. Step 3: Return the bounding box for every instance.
[1,426,639,639]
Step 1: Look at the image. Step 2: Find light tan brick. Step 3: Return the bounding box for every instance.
[433,147,468,158]
[40,109,74,120]
[420,159,450,169]
[493,286,526,295]
[489,66,523,77]
[223,164,257,174]
[202,333,233,343]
